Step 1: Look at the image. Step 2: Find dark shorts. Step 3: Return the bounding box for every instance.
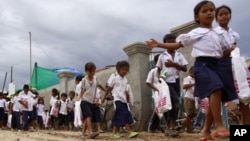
[194,57,237,102]
[67,111,74,123]
[37,115,43,125]
[0,108,4,120]
[58,113,68,126]
[164,96,179,121]
[80,100,94,119]
[184,97,196,116]
[92,105,101,123]
[113,101,133,127]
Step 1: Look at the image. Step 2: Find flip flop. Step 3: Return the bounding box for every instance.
[89,132,99,139]
[199,136,215,141]
[211,129,230,138]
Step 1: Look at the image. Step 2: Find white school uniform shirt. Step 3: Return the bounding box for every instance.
[67,98,74,111]
[214,26,240,47]
[37,104,44,116]
[59,100,67,115]
[108,74,128,103]
[176,27,230,58]
[81,76,99,104]
[11,96,21,112]
[156,51,188,83]
[146,67,158,94]
[0,98,6,108]
[75,81,82,97]
[18,90,35,111]
[183,75,195,100]
[49,96,57,107]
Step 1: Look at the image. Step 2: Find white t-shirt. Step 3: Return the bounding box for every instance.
[37,104,44,116]
[0,98,6,108]
[183,75,195,100]
[81,76,100,103]
[11,96,21,112]
[75,81,82,97]
[156,51,188,83]
[18,90,35,111]
[49,96,57,107]
[176,27,230,58]
[59,100,67,115]
[108,74,128,103]
[146,67,158,94]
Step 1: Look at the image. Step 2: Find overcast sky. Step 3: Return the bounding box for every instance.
[0,0,249,90]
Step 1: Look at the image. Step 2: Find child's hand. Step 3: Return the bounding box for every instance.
[145,38,158,48]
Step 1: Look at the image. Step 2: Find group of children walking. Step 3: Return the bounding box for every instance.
[146,1,250,141]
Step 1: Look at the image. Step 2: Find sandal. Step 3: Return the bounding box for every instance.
[199,136,214,141]
[89,132,99,139]
[193,128,201,133]
[165,129,179,137]
[211,129,229,138]
[128,132,139,138]
[112,134,123,139]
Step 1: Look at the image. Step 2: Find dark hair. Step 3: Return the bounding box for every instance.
[116,60,129,71]
[23,84,29,90]
[69,90,75,95]
[215,5,231,20]
[194,0,215,23]
[75,75,83,81]
[61,93,67,98]
[154,54,160,63]
[52,88,59,95]
[163,34,176,43]
[85,62,96,72]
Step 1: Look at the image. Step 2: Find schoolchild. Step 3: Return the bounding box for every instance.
[18,84,37,131]
[102,60,139,139]
[146,54,161,132]
[78,62,106,139]
[49,88,59,130]
[156,34,188,137]
[183,66,197,133]
[215,5,250,125]
[0,92,6,129]
[146,1,237,140]
[67,90,75,130]
[36,97,45,129]
[10,90,22,130]
[57,93,68,130]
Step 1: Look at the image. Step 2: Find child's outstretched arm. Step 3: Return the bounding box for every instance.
[101,87,111,104]
[145,38,183,50]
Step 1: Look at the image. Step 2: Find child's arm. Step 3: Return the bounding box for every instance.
[146,82,158,92]
[98,84,107,93]
[146,38,183,49]
[183,83,195,89]
[101,87,112,104]
[223,45,237,58]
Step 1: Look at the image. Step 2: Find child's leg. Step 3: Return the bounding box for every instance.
[209,90,225,130]
[97,122,103,133]
[239,102,250,124]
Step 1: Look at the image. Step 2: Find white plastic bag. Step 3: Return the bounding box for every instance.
[231,48,250,104]
[154,78,172,118]
[152,91,163,119]
[7,114,12,128]
[74,101,82,127]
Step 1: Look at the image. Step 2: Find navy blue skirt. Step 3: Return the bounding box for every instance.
[113,101,133,127]
[193,57,237,102]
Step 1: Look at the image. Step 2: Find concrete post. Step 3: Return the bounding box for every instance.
[123,42,152,131]
[57,71,75,94]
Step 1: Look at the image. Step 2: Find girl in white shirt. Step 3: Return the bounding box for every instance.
[215,5,250,125]
[102,60,139,139]
[146,1,235,140]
